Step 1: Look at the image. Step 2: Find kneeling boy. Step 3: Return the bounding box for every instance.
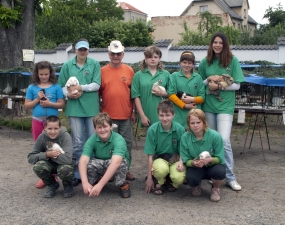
[79,112,131,198]
[27,115,75,198]
[144,99,186,195]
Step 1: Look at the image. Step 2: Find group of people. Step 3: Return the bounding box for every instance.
[26,31,245,202]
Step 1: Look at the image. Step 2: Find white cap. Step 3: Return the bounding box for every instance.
[108,40,124,53]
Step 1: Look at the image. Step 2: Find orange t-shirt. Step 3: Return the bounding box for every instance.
[99,64,134,119]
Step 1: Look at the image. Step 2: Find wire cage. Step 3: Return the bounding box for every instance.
[235,82,265,108]
[266,86,285,109]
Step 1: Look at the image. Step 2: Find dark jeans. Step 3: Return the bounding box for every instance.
[186,164,226,187]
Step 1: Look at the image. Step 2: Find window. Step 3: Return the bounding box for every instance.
[238,23,241,29]
[244,9,246,19]
[200,5,208,12]
[233,22,236,28]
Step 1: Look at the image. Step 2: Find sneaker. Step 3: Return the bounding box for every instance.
[191,184,202,197]
[210,187,220,202]
[35,174,58,189]
[72,178,81,187]
[120,182,131,198]
[226,180,242,191]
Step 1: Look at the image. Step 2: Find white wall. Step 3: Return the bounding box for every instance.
[35,44,285,64]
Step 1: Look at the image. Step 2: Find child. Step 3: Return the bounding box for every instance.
[144,99,186,195]
[27,115,76,198]
[78,112,131,198]
[179,109,226,202]
[24,61,65,188]
[131,46,170,127]
[168,51,205,129]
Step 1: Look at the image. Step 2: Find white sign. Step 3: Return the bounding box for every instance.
[22,49,34,62]
[237,109,245,124]
[7,98,12,109]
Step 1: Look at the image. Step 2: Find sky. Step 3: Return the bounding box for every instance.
[121,0,283,24]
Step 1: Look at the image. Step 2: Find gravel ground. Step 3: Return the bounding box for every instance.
[0,118,285,225]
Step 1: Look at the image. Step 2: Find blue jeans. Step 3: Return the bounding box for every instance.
[204,112,236,182]
[69,116,95,179]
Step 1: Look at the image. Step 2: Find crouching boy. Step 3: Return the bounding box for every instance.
[79,112,131,198]
[144,100,186,195]
[27,115,75,198]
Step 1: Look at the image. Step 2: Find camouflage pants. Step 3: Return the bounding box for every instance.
[33,159,75,186]
[87,158,128,187]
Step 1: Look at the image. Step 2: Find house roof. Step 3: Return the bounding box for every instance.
[35,49,56,54]
[155,39,173,47]
[181,0,253,21]
[277,37,285,46]
[169,45,279,51]
[248,15,258,24]
[54,43,72,50]
[118,2,147,15]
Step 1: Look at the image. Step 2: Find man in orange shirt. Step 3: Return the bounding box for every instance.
[99,40,136,181]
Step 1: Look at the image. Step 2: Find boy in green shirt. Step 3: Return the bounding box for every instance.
[144,100,186,195]
[78,112,131,198]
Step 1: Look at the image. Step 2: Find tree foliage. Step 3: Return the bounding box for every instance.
[35,0,124,47]
[86,18,154,48]
[263,3,285,28]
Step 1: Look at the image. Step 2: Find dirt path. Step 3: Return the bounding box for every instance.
[0,119,285,225]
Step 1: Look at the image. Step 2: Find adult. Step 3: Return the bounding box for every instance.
[180,109,226,202]
[27,115,75,198]
[78,112,131,198]
[99,40,136,181]
[144,100,185,195]
[198,32,245,191]
[168,51,205,129]
[131,46,170,127]
[58,38,101,187]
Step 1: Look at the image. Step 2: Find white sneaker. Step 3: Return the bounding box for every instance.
[226,180,242,191]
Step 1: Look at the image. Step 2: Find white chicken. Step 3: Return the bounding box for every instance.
[3,83,12,94]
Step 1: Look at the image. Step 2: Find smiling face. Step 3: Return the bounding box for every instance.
[38,68,50,84]
[45,121,61,139]
[145,53,161,68]
[212,36,223,56]
[95,122,112,142]
[75,48,88,61]
[108,51,124,67]
[158,110,174,128]
[180,60,194,74]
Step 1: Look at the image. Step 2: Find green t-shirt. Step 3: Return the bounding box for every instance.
[58,57,101,117]
[131,69,170,125]
[180,128,225,165]
[82,131,130,166]
[198,56,245,114]
[144,121,186,155]
[169,70,205,128]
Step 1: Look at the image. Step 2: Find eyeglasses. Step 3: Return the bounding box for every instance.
[110,52,123,57]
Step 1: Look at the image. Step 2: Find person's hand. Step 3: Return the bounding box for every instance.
[82,181,94,195]
[176,161,184,172]
[208,80,220,91]
[37,90,46,101]
[131,112,137,125]
[202,157,213,166]
[151,89,162,97]
[141,115,150,127]
[67,90,83,99]
[46,150,62,159]
[184,103,196,110]
[207,75,221,82]
[89,183,104,197]
[40,98,51,108]
[145,176,154,193]
[192,159,204,168]
[181,96,194,104]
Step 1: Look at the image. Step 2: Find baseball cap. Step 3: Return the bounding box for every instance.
[108,40,124,53]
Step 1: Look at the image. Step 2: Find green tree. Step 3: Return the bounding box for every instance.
[0,0,52,69]
[197,11,223,38]
[263,3,285,28]
[35,0,124,47]
[87,18,154,48]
